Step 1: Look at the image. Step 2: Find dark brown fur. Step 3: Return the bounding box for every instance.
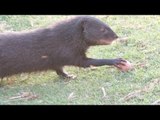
[0,16,124,78]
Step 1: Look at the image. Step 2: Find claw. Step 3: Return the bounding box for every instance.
[118,58,127,63]
[114,58,127,66]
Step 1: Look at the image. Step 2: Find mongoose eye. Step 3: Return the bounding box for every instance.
[100,28,106,32]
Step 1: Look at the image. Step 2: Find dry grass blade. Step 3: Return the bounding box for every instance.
[121,79,160,101]
[152,99,160,105]
[68,92,75,100]
[9,92,38,100]
[101,87,107,98]
[122,90,141,101]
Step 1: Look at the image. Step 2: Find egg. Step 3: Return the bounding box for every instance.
[116,60,133,72]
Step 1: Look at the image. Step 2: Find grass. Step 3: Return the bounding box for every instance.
[0,15,160,105]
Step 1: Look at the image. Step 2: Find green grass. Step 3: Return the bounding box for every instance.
[0,15,160,105]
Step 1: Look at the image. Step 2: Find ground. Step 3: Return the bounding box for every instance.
[0,15,160,105]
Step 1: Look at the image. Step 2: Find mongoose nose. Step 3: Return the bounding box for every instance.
[113,34,118,39]
[114,35,119,39]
